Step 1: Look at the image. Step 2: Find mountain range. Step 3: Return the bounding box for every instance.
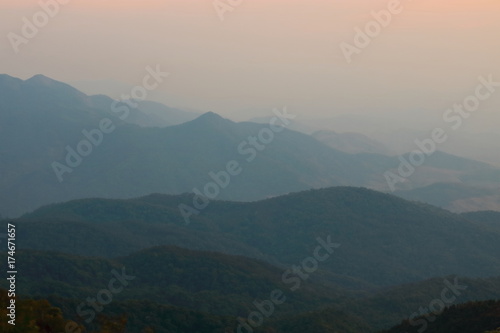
[14,187,500,287]
[2,235,500,332]
[1,77,499,333]
[1,74,499,217]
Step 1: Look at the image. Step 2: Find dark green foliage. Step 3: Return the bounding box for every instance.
[0,289,83,333]
[259,307,372,333]
[380,301,500,333]
[14,187,500,287]
[0,247,342,318]
[1,247,500,332]
[462,211,500,233]
[342,276,500,331]
[0,288,238,333]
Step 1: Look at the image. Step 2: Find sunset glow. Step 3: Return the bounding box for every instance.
[1,0,499,123]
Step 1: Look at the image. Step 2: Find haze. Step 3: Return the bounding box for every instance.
[1,0,499,130]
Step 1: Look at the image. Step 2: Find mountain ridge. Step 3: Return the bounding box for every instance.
[1,73,499,217]
[11,186,500,287]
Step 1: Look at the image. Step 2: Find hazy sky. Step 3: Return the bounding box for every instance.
[1,0,499,128]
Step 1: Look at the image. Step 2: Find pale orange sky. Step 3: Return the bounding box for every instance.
[1,0,499,129]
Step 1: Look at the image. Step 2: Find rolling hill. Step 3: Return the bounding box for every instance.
[1,247,499,333]
[11,187,500,287]
[395,183,500,213]
[380,300,500,333]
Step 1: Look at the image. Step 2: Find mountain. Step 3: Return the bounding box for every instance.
[292,115,500,167]
[87,95,199,128]
[12,187,500,287]
[380,300,500,333]
[312,130,392,155]
[0,247,342,318]
[0,288,237,333]
[0,247,370,333]
[344,275,500,331]
[463,210,500,224]
[247,115,318,134]
[127,100,199,127]
[262,275,500,332]
[2,247,500,333]
[462,211,500,233]
[1,74,499,217]
[3,247,500,333]
[395,183,500,213]
[86,95,183,128]
[0,74,374,216]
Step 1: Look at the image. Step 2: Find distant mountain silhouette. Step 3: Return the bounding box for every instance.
[312,130,392,155]
[396,183,500,213]
[1,74,498,216]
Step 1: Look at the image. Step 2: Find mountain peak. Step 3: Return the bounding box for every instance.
[197,111,226,121]
[175,111,235,133]
[188,112,233,126]
[0,74,91,112]
[0,73,19,80]
[23,74,90,101]
[0,74,23,88]
[26,74,60,87]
